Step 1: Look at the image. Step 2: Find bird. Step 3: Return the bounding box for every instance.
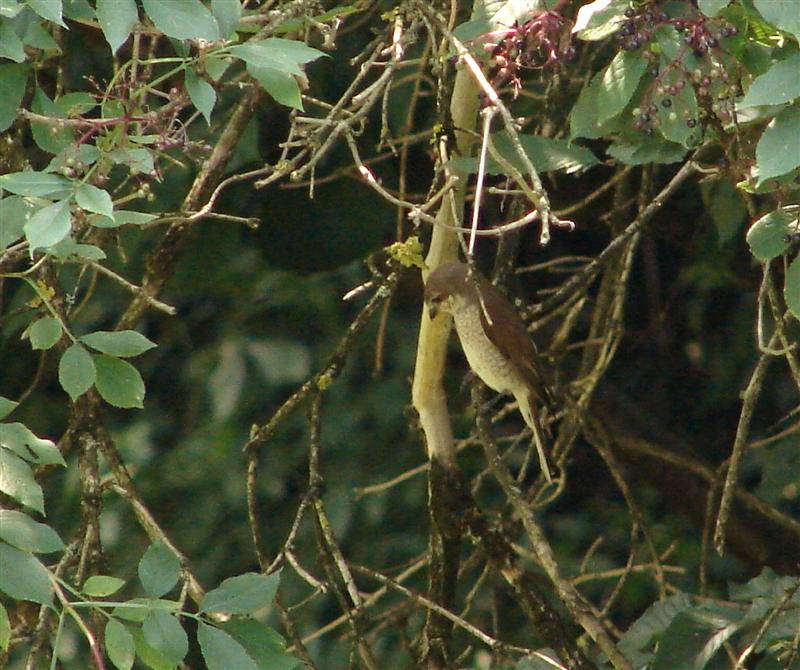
[424,260,553,481]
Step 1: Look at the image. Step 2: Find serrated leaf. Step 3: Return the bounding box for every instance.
[94,355,145,408]
[597,50,649,124]
[142,610,188,666]
[248,65,302,109]
[0,21,25,62]
[740,53,800,108]
[0,509,64,552]
[198,623,260,670]
[651,607,742,670]
[220,619,300,670]
[0,602,9,652]
[755,103,800,183]
[785,256,800,319]
[0,195,34,249]
[606,139,686,165]
[138,540,181,598]
[0,423,65,466]
[83,575,126,597]
[0,450,44,512]
[26,0,65,26]
[31,87,72,154]
[90,209,159,228]
[0,543,53,606]
[75,182,114,218]
[28,316,62,350]
[59,343,96,401]
[80,330,156,357]
[24,199,72,251]
[619,592,693,665]
[698,0,730,17]
[753,0,800,43]
[0,397,17,420]
[211,0,240,38]
[200,571,280,614]
[0,63,27,130]
[96,0,137,53]
[141,0,219,41]
[0,171,71,197]
[185,70,216,124]
[105,618,135,670]
[746,209,794,260]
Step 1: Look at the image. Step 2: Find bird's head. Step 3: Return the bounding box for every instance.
[424,261,473,320]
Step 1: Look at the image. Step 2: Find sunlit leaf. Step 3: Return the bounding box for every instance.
[94,355,145,408]
[96,0,137,53]
[0,509,64,553]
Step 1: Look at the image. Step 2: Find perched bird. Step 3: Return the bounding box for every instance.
[424,261,553,481]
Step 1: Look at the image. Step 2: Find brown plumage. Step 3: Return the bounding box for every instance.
[424,261,553,481]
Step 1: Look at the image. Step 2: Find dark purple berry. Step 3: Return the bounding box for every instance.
[674,19,686,32]
[707,36,719,48]
[662,98,672,107]
[639,112,650,122]
[650,67,659,76]
[667,85,677,95]
[686,118,697,128]
[563,46,577,61]
[694,46,707,57]
[621,21,635,35]
[644,127,654,136]
[649,104,658,114]
[701,77,711,87]
[624,7,636,18]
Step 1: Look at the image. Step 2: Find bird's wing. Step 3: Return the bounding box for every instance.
[475,277,553,406]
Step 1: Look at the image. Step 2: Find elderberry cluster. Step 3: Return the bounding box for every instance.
[484,11,576,97]
[616,1,740,137]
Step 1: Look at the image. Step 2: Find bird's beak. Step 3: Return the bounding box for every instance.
[428,303,439,320]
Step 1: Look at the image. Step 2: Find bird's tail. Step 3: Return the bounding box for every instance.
[519,392,552,483]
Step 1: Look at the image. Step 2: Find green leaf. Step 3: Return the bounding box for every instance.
[24,199,72,251]
[596,50,649,124]
[229,38,326,75]
[80,330,156,357]
[0,422,65,466]
[746,209,794,260]
[0,510,64,552]
[0,63,27,130]
[0,171,71,197]
[55,92,98,116]
[138,540,181,598]
[48,239,106,261]
[83,575,126,597]
[573,0,628,41]
[59,343,96,401]
[0,543,53,606]
[619,592,694,667]
[112,598,179,623]
[652,607,742,670]
[105,618,135,670]
[96,0,137,53]
[31,87,73,154]
[200,571,281,615]
[0,450,44,512]
[198,623,260,670]
[108,147,154,174]
[448,133,599,176]
[753,0,800,43]
[606,139,687,165]
[570,69,621,139]
[185,70,216,124]
[75,182,114,218]
[698,0,730,16]
[0,396,17,420]
[701,179,747,246]
[131,626,176,670]
[785,256,800,319]
[94,354,146,408]
[740,53,800,108]
[0,196,34,249]
[0,20,26,62]
[28,316,62,350]
[90,209,159,228]
[26,0,65,26]
[0,602,10,652]
[248,65,302,109]
[142,610,188,666]
[211,0,240,38]
[220,619,300,670]
[755,103,800,183]
[23,19,59,50]
[141,0,219,41]
[657,85,700,148]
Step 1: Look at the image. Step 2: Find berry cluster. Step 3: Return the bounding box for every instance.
[616,2,740,138]
[483,11,575,97]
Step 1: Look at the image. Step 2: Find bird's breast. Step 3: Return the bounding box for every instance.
[451,305,518,394]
